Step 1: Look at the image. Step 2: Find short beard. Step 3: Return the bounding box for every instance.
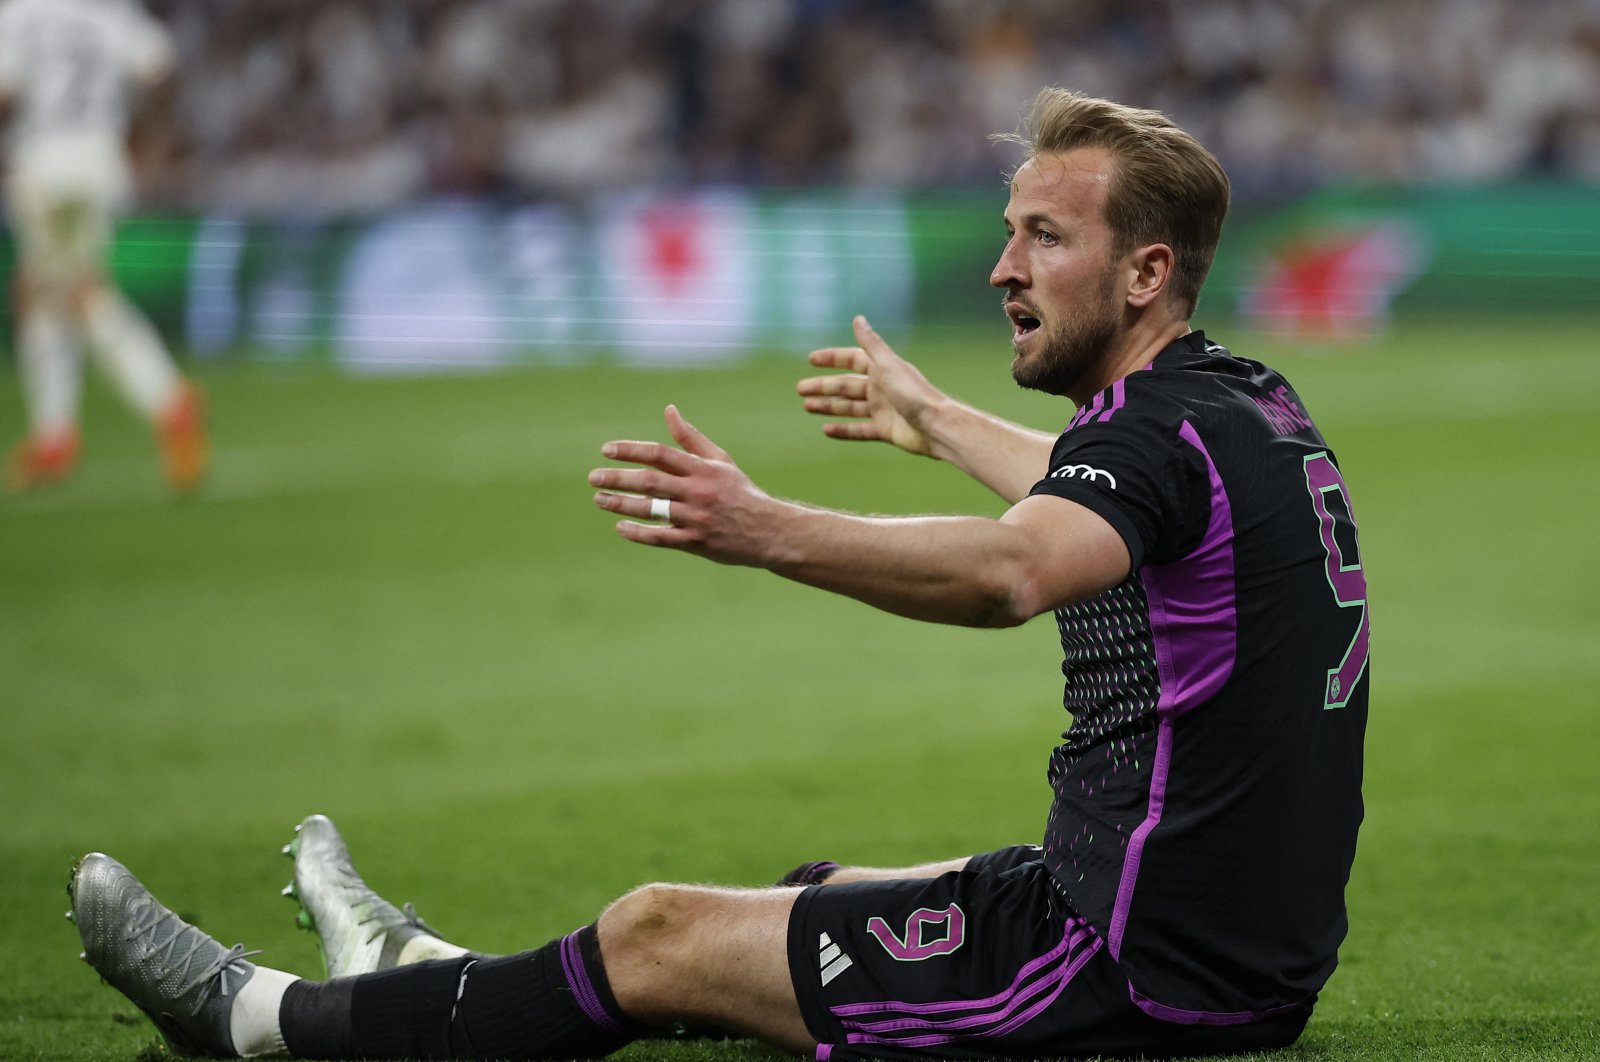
[1010,269,1121,398]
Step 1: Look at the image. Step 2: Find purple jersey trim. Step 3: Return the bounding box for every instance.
[1107,715,1173,962]
[1067,393,1100,431]
[1142,421,1239,718]
[1066,378,1129,431]
[829,919,1101,1048]
[558,930,624,1034]
[1095,379,1127,423]
[1108,420,1237,964]
[1128,983,1314,1026]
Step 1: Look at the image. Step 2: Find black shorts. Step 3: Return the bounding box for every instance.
[786,847,1310,1060]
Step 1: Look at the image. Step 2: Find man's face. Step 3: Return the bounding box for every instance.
[991,149,1125,398]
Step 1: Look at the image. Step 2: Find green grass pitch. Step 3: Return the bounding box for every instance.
[1,319,1596,1060]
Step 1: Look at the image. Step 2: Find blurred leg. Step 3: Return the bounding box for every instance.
[80,284,183,419]
[15,293,81,437]
[80,283,208,491]
[7,290,84,489]
[6,194,87,489]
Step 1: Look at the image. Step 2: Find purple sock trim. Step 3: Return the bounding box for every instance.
[558,929,626,1034]
[779,860,841,887]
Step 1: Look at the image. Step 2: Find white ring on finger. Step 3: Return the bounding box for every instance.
[649,496,673,523]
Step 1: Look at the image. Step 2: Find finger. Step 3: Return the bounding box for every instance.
[588,466,682,497]
[852,315,896,362]
[592,490,670,521]
[807,346,869,372]
[599,439,695,475]
[802,396,870,419]
[614,519,698,549]
[822,421,886,442]
[664,404,732,462]
[796,373,868,399]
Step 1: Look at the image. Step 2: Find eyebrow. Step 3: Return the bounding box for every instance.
[1005,210,1065,231]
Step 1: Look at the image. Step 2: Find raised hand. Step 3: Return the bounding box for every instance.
[589,405,780,566]
[797,315,948,459]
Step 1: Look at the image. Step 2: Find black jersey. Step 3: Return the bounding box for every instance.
[1026,331,1369,1023]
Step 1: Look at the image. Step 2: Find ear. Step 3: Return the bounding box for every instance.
[1124,243,1175,309]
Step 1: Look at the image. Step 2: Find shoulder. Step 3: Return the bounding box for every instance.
[81,2,173,76]
[0,2,29,76]
[114,1,170,36]
[0,0,61,28]
[1055,340,1227,450]
[1090,333,1307,449]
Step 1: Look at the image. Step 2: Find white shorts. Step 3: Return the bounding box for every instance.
[5,132,131,290]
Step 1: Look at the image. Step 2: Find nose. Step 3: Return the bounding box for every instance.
[990,236,1026,290]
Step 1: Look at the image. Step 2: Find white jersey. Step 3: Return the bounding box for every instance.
[0,0,174,271]
[0,0,172,148]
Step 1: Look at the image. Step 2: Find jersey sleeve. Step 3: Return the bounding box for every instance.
[1027,401,1212,570]
[113,3,175,85]
[0,8,22,95]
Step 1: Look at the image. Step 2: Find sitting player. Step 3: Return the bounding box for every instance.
[65,87,1367,1060]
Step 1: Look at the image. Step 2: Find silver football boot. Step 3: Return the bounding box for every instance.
[283,814,444,978]
[69,853,260,1058]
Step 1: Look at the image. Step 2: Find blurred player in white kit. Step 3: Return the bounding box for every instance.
[0,0,206,493]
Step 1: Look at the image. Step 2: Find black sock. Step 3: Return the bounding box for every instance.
[279,926,640,1059]
[280,976,358,1059]
[776,860,839,886]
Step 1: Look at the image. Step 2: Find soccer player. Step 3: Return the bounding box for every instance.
[0,0,206,493]
[67,88,1368,1059]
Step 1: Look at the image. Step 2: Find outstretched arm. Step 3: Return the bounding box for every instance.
[589,406,1129,627]
[797,316,1057,504]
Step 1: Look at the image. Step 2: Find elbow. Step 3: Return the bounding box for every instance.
[979,603,1033,629]
[969,567,1048,629]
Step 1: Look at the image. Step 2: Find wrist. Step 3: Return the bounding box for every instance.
[917,395,968,463]
[759,499,826,575]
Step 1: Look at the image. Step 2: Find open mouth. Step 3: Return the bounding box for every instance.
[1006,303,1042,340]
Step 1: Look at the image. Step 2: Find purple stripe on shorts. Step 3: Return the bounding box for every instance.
[815,1044,833,1061]
[558,930,624,1034]
[986,940,1101,1038]
[832,922,1104,1048]
[860,949,1094,1048]
[832,920,1090,1018]
[845,934,1097,1037]
[841,928,1088,1031]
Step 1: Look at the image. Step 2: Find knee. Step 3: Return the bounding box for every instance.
[69,277,106,320]
[13,270,54,315]
[595,883,711,1014]
[598,882,699,965]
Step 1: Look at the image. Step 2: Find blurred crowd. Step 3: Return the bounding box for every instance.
[133,0,1600,213]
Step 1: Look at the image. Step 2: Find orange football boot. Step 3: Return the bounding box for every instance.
[5,427,80,492]
[158,383,208,495]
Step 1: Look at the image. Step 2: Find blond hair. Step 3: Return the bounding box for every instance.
[997,88,1230,317]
